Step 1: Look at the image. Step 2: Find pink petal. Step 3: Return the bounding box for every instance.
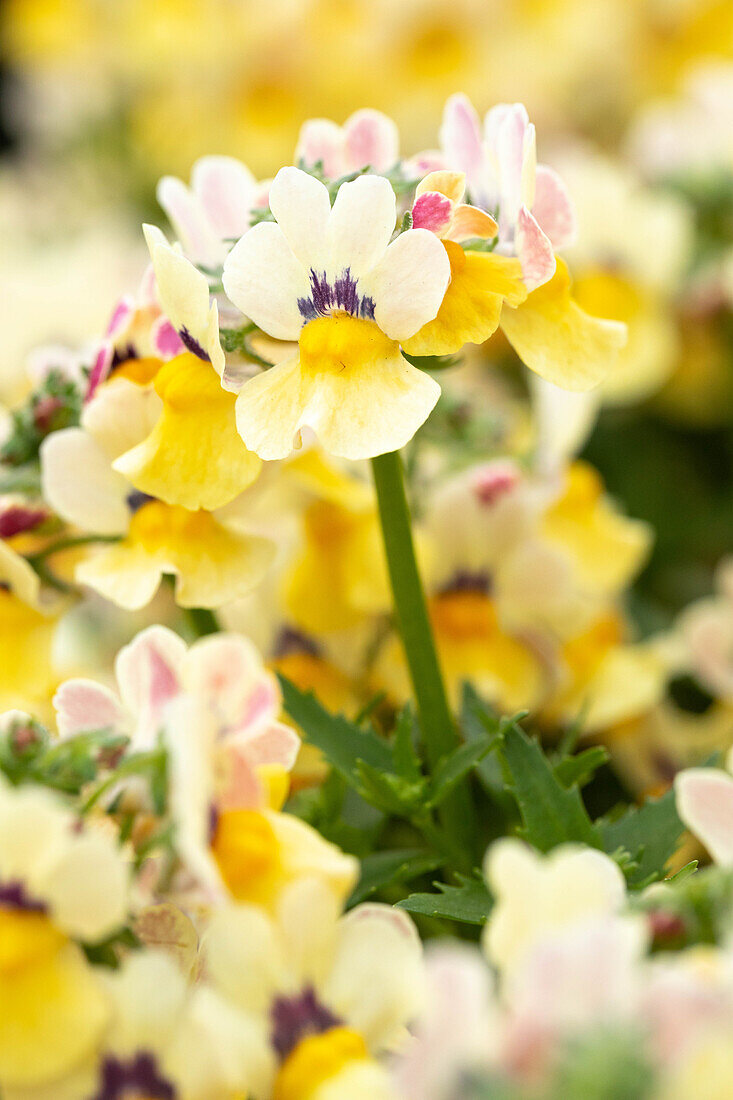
[236,721,300,771]
[532,165,577,250]
[408,149,449,176]
[85,341,113,402]
[516,206,556,291]
[675,769,733,867]
[191,156,257,241]
[106,295,134,340]
[151,316,185,359]
[411,191,454,236]
[53,680,127,739]
[295,118,345,179]
[344,108,399,173]
[138,263,159,308]
[156,176,223,267]
[216,745,264,811]
[440,94,487,194]
[115,626,187,749]
[237,677,280,733]
[492,104,531,227]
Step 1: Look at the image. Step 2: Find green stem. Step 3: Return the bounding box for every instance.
[372,451,476,866]
[371,450,455,767]
[182,606,220,638]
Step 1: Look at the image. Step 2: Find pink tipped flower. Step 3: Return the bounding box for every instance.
[296,108,399,180]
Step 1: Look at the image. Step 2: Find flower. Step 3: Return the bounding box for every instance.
[54,624,300,809]
[0,779,128,1093]
[402,170,527,356]
[157,155,261,267]
[482,839,626,977]
[163,695,356,910]
[296,109,399,181]
[40,375,275,610]
[222,166,450,460]
[675,748,733,867]
[440,94,626,389]
[675,558,733,705]
[204,878,423,1099]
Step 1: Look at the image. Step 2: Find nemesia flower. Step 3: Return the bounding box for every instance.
[204,878,423,1098]
[54,624,300,809]
[296,109,400,181]
[675,747,733,867]
[482,839,626,977]
[157,155,261,267]
[0,778,128,1093]
[164,695,356,909]
[440,94,626,390]
[222,166,451,460]
[402,170,527,357]
[675,557,733,704]
[40,379,275,610]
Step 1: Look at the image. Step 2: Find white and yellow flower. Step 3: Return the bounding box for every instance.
[222,166,451,460]
[0,779,129,1094]
[205,878,422,1099]
[40,376,275,610]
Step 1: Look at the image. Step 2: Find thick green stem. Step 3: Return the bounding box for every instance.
[371,450,455,766]
[371,451,475,864]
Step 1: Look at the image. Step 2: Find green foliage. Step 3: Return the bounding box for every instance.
[1,369,83,468]
[547,1030,655,1100]
[397,873,492,925]
[599,788,684,887]
[349,848,441,906]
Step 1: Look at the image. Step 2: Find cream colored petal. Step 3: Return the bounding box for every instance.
[223,222,311,342]
[326,174,396,280]
[675,769,733,867]
[361,229,451,342]
[40,428,130,536]
[82,375,163,460]
[41,831,129,942]
[268,165,332,270]
[204,903,285,1013]
[275,876,340,989]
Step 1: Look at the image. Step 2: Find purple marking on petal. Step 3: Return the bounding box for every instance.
[297,268,375,323]
[110,343,138,370]
[179,327,210,362]
[273,626,321,659]
[93,1052,176,1100]
[0,504,47,539]
[0,880,48,913]
[126,491,156,514]
[271,987,342,1061]
[438,570,492,596]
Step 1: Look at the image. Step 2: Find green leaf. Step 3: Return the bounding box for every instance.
[355,760,427,816]
[391,706,423,782]
[397,873,492,926]
[279,676,394,786]
[348,848,441,906]
[554,746,610,789]
[500,721,602,852]
[600,787,684,887]
[426,735,496,808]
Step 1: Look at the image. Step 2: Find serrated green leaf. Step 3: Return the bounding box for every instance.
[279,676,393,785]
[500,721,602,852]
[554,746,610,790]
[355,760,427,816]
[600,787,684,887]
[426,735,496,808]
[397,875,492,925]
[348,848,441,906]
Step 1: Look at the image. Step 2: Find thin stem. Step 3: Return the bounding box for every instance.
[372,451,477,867]
[371,450,455,768]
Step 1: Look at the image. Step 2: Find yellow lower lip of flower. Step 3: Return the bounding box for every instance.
[0,909,65,976]
[273,1027,369,1100]
[211,809,282,905]
[299,313,398,374]
[112,357,164,386]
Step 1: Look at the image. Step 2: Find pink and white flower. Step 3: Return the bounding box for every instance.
[440,94,576,290]
[296,109,399,181]
[675,747,733,867]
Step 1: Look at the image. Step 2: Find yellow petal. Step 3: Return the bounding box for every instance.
[415,170,466,204]
[447,203,498,242]
[0,922,109,1090]
[76,501,274,610]
[0,590,58,712]
[235,316,440,461]
[542,462,652,595]
[499,258,627,391]
[113,352,261,511]
[402,244,526,357]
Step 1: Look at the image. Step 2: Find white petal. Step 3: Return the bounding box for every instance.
[675,769,733,867]
[42,831,129,941]
[515,206,556,291]
[326,174,395,280]
[40,429,130,535]
[532,164,577,250]
[53,679,127,739]
[82,375,162,460]
[440,94,487,198]
[156,176,223,267]
[268,165,332,270]
[191,155,257,240]
[223,222,310,342]
[115,625,187,749]
[362,229,450,341]
[295,118,345,179]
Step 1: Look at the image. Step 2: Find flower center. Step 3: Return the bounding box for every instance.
[273,1027,368,1100]
[94,1052,176,1100]
[299,314,397,376]
[210,809,281,903]
[271,986,342,1061]
[297,268,375,323]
